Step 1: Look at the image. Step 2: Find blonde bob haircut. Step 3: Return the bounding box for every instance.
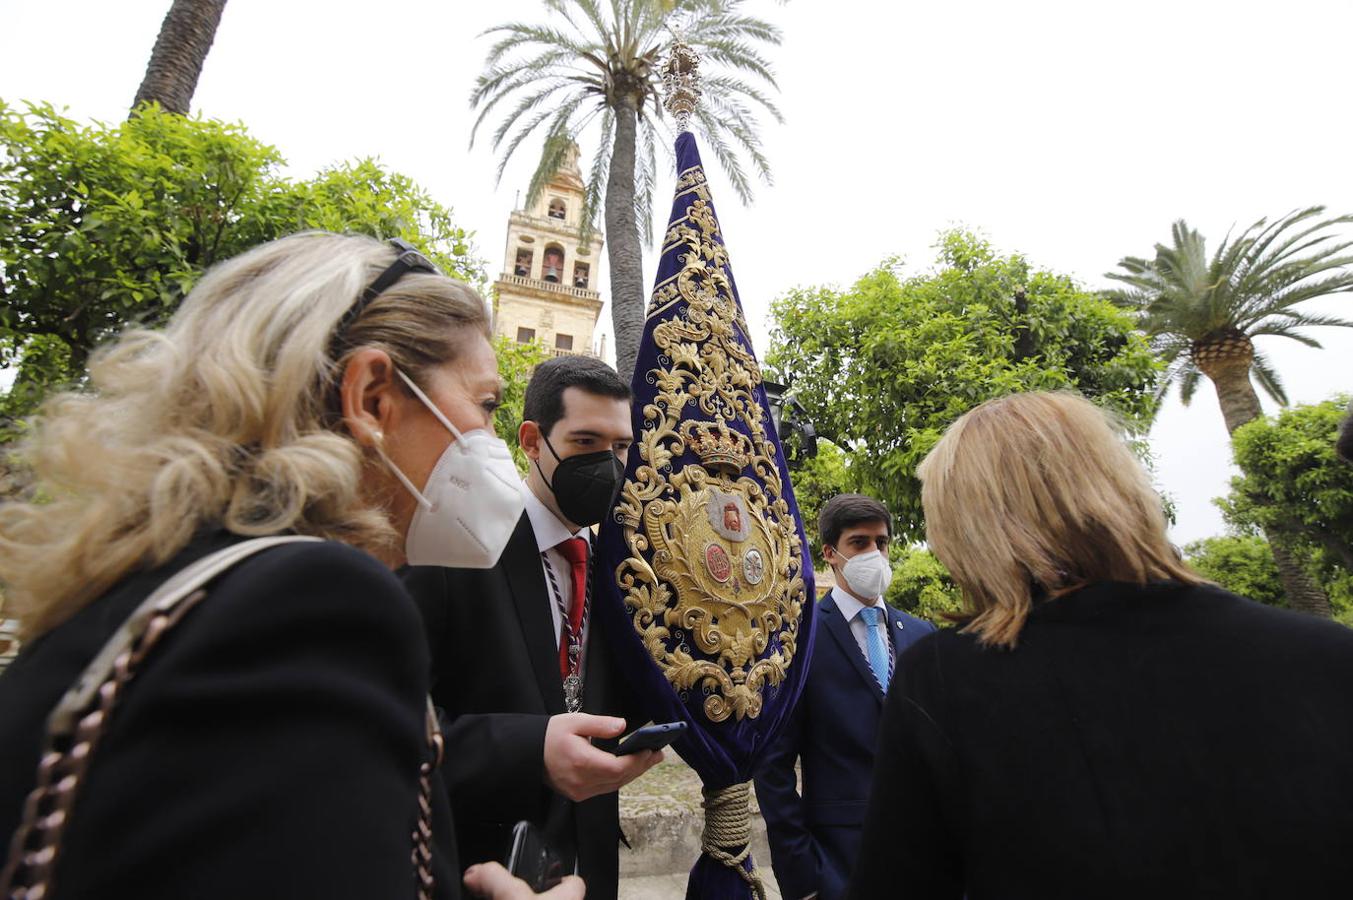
[0,232,490,639]
[917,391,1203,649]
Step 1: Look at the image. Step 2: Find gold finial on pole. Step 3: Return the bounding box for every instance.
[662,37,701,132]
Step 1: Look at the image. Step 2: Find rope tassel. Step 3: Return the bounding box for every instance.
[699,781,767,899]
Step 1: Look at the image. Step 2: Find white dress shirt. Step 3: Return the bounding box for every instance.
[830,586,895,676]
[522,486,591,645]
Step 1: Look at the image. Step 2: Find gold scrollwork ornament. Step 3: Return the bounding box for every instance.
[612,179,807,725]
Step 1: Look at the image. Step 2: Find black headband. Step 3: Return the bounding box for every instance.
[330,238,441,352]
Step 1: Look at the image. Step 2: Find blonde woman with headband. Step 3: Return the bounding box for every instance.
[0,233,581,900]
[847,391,1353,900]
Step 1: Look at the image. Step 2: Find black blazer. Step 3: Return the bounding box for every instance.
[0,533,458,900]
[402,513,636,900]
[755,593,935,900]
[847,580,1353,900]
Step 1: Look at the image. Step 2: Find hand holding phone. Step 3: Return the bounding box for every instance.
[612,721,687,756]
[544,713,662,801]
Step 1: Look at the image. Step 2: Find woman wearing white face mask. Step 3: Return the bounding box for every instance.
[0,233,576,900]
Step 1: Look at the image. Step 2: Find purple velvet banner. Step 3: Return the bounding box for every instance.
[595,131,817,899]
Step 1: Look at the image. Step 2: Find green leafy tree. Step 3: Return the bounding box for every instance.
[1219,399,1353,610]
[492,336,551,472]
[132,0,229,116]
[0,102,483,435]
[767,229,1160,542]
[1106,208,1353,616]
[470,0,783,378]
[1183,535,1286,608]
[885,546,962,625]
[1184,532,1353,626]
[282,158,480,273]
[784,441,857,566]
[1222,398,1353,569]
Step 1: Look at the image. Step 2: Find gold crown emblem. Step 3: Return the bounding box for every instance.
[682,418,754,473]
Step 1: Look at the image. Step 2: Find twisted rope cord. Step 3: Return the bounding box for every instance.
[700,781,767,900]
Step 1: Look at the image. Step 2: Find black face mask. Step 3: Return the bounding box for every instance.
[537,433,625,527]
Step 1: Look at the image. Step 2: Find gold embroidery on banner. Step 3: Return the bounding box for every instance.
[614,171,807,724]
[675,165,707,191]
[648,280,681,315]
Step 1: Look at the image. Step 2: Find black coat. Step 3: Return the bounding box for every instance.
[755,594,935,900]
[0,533,458,900]
[847,580,1353,900]
[402,514,637,900]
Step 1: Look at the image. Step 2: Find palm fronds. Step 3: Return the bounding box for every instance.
[1106,206,1353,406]
[469,0,782,241]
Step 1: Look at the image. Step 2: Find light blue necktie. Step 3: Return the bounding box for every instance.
[858,606,890,691]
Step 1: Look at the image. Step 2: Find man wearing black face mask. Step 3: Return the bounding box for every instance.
[402,355,660,900]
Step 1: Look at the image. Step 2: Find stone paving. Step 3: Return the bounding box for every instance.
[619,873,783,900]
[617,757,781,899]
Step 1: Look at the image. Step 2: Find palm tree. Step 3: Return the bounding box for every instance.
[132,0,229,117]
[470,0,783,378]
[1107,206,1353,617]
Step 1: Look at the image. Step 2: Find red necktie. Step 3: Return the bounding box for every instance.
[556,537,589,678]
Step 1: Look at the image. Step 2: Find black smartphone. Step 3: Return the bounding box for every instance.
[612,720,687,756]
[505,820,565,893]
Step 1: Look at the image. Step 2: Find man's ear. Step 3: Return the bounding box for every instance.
[340,348,400,447]
[519,420,542,461]
[822,544,837,567]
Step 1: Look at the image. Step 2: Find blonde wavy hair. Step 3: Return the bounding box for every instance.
[0,232,489,639]
[917,391,1202,648]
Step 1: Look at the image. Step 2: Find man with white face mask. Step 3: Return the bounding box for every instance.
[754,494,936,900]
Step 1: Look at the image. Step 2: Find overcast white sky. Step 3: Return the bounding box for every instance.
[4,0,1352,545]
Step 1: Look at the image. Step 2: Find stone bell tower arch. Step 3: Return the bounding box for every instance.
[492,144,606,358]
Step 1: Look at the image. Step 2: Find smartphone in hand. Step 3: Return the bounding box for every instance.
[611,721,687,756]
[505,821,565,893]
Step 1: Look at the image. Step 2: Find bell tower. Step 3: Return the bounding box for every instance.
[492,145,606,357]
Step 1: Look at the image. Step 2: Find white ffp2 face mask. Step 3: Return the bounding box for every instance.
[375,370,525,569]
[840,548,894,599]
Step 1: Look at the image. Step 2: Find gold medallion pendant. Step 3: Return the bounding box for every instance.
[612,175,809,725]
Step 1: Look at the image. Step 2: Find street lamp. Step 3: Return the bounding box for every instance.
[763,380,818,469]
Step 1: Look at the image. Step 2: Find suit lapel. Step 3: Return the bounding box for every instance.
[886,606,926,657]
[503,513,566,714]
[885,606,905,655]
[820,594,885,704]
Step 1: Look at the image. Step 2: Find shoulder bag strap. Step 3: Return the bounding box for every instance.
[50,535,321,735]
[1,535,320,897]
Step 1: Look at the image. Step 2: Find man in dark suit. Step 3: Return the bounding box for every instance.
[403,355,660,900]
[754,494,936,900]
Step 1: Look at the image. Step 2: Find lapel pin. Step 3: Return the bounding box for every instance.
[895,621,904,629]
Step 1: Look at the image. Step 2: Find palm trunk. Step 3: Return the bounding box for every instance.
[131,0,229,117]
[604,98,644,381]
[1208,357,1333,617]
[1270,540,1333,617]
[1208,358,1262,435]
